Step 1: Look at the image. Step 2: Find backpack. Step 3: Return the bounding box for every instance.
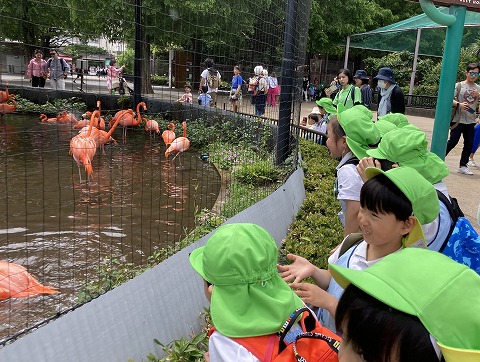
[248,76,260,95]
[46,57,68,72]
[207,68,220,89]
[437,191,480,274]
[231,307,341,362]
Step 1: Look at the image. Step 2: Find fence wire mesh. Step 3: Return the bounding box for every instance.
[0,0,311,344]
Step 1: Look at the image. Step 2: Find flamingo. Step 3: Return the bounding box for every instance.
[95,100,106,130]
[0,81,12,103]
[69,110,100,182]
[144,117,160,138]
[162,122,176,146]
[39,113,58,123]
[0,97,17,116]
[0,260,58,300]
[165,121,190,164]
[78,106,118,154]
[57,111,78,124]
[109,102,147,143]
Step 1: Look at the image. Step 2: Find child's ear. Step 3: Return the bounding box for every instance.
[401,215,417,236]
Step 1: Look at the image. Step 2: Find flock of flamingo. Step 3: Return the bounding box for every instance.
[0,82,17,116]
[0,87,191,300]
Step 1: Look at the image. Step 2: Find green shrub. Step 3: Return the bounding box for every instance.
[151,74,171,86]
[234,160,281,185]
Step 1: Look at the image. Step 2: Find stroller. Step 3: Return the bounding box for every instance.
[118,74,134,95]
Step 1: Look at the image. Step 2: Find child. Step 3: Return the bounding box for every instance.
[315,97,337,146]
[361,126,452,252]
[189,223,305,361]
[279,166,440,333]
[331,248,480,361]
[326,105,380,236]
[198,85,212,106]
[177,85,193,103]
[229,65,243,113]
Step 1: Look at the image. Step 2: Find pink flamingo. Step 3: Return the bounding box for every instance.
[0,81,12,103]
[39,113,58,123]
[69,110,100,182]
[144,117,160,139]
[0,260,58,300]
[109,102,147,143]
[165,121,190,164]
[0,97,17,116]
[57,111,78,124]
[162,122,176,146]
[78,106,118,154]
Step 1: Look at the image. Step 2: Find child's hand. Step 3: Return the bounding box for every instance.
[356,157,381,182]
[204,351,210,362]
[277,254,315,283]
[290,282,338,314]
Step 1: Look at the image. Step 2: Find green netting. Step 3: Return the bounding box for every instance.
[349,7,480,57]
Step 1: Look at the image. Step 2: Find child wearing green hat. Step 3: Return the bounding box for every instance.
[331,248,480,361]
[279,166,440,333]
[326,105,380,236]
[359,126,452,253]
[189,223,306,361]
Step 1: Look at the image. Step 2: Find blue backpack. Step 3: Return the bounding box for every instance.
[438,191,480,274]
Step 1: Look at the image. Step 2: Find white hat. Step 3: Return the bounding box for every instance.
[310,106,321,114]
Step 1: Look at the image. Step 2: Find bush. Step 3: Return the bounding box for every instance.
[151,74,171,86]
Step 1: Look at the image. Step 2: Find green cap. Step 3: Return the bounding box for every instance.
[377,113,409,127]
[366,128,450,184]
[374,119,396,137]
[189,223,304,338]
[316,97,337,115]
[330,248,480,361]
[365,166,439,225]
[338,105,381,159]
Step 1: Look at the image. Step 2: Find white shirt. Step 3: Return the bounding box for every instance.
[201,69,221,93]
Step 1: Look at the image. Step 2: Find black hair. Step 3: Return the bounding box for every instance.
[201,85,208,93]
[339,68,354,84]
[204,58,214,68]
[110,59,117,66]
[336,285,442,362]
[360,173,412,221]
[359,78,369,86]
[308,113,320,122]
[234,65,241,72]
[466,62,479,71]
[34,49,42,55]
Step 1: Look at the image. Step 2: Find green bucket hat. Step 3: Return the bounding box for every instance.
[189,223,304,338]
[330,248,480,361]
[374,119,396,137]
[366,127,450,184]
[377,113,409,127]
[338,105,380,159]
[316,97,337,115]
[365,166,439,247]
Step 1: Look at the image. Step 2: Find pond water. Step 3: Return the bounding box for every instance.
[0,113,221,342]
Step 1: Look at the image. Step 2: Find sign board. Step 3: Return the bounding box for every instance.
[409,0,480,12]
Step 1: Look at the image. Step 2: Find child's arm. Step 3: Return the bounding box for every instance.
[344,200,360,236]
[289,281,338,318]
[278,254,331,289]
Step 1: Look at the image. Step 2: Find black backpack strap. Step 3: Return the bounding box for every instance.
[338,233,363,258]
[341,156,359,167]
[436,190,464,252]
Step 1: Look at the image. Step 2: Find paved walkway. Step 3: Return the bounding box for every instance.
[301,100,479,231]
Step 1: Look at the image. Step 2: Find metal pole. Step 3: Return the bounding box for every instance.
[421,3,465,159]
[133,0,142,106]
[344,35,350,69]
[277,0,297,165]
[407,28,422,107]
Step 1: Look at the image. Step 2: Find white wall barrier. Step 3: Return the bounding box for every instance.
[0,167,305,362]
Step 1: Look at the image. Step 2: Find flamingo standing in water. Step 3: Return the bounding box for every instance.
[162,122,176,146]
[144,117,160,139]
[0,97,17,117]
[69,110,100,182]
[165,121,190,164]
[78,106,118,154]
[0,260,58,300]
[57,111,78,124]
[109,102,147,143]
[0,81,12,103]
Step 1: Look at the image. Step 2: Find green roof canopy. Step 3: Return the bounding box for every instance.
[349,7,480,56]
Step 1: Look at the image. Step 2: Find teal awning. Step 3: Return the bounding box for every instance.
[349,7,480,56]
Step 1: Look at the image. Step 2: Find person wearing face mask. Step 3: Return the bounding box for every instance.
[374,67,405,117]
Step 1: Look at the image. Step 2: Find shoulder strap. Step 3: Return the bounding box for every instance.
[436,190,464,252]
[46,58,51,68]
[234,334,278,362]
[61,58,68,71]
[341,156,359,167]
[454,82,461,100]
[338,233,363,258]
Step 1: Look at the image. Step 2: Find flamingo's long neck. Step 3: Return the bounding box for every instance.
[105,110,128,139]
[182,123,187,138]
[87,110,100,137]
[136,102,146,125]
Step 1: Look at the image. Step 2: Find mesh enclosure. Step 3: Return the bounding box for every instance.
[0,0,312,345]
